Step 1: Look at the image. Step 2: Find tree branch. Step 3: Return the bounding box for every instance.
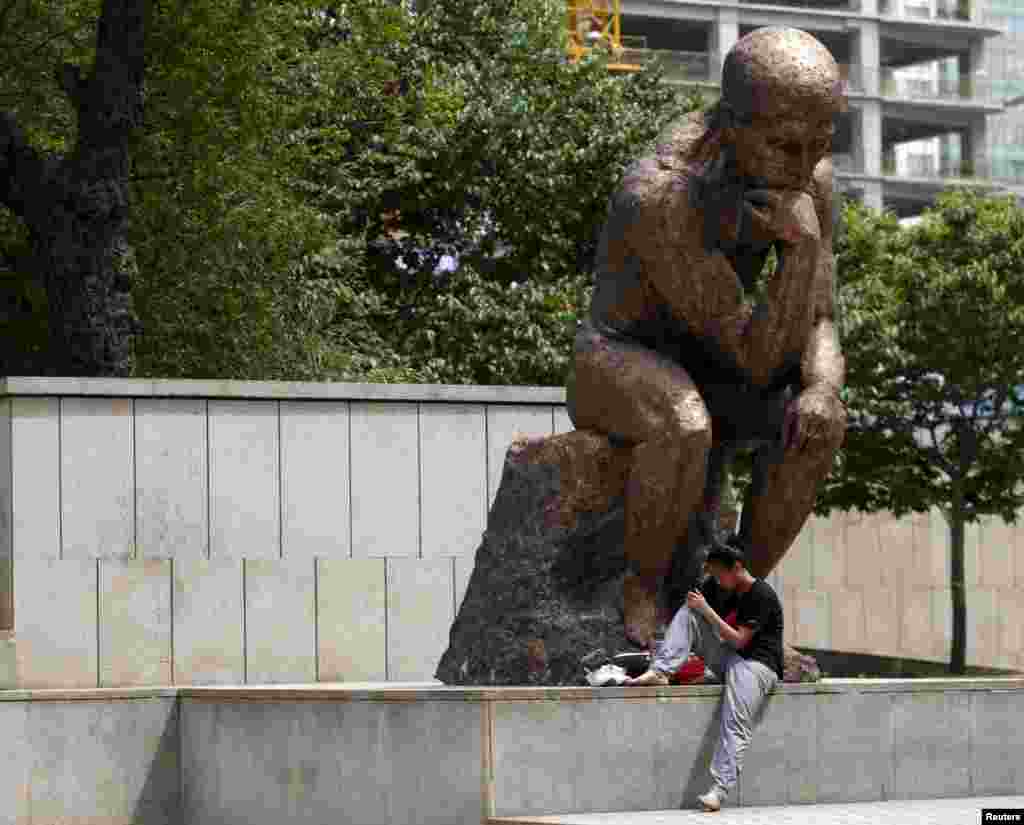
[0,110,45,220]
[76,0,146,156]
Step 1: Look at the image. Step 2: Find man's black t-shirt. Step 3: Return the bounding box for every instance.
[699,577,784,678]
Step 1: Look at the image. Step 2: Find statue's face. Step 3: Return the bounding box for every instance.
[731,115,834,190]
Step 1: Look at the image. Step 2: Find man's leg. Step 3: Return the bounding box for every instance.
[703,655,778,808]
[568,325,712,647]
[629,605,730,685]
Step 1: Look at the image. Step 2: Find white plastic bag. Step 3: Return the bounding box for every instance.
[584,663,629,687]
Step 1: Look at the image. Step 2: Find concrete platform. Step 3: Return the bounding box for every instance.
[489,796,1024,825]
[1,680,1021,824]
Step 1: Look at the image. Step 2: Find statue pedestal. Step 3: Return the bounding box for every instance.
[436,430,821,686]
[436,430,702,686]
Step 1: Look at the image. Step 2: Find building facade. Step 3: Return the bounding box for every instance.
[615,0,1017,215]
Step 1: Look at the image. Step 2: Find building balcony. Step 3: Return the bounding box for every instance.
[615,40,719,84]
[738,0,863,11]
[843,64,996,104]
[878,0,972,22]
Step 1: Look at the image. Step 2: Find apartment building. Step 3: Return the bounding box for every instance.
[615,0,1015,215]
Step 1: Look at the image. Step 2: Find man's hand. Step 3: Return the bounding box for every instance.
[685,589,709,616]
[783,384,846,453]
[742,189,820,247]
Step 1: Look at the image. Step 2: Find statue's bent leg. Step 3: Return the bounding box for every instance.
[737,423,844,578]
[568,326,712,646]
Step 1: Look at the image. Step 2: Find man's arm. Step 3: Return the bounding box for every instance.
[686,590,754,649]
[704,606,755,649]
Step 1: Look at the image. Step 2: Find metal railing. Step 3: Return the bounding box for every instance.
[881,155,996,180]
[842,64,995,103]
[878,0,972,20]
[614,44,719,83]
[879,68,993,103]
[832,153,863,174]
[739,0,862,10]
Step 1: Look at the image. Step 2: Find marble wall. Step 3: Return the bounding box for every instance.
[1,380,1020,687]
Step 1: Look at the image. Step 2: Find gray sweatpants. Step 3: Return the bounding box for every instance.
[651,606,779,798]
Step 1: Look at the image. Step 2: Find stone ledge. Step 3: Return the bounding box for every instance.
[178,676,1024,703]
[0,686,179,702]
[4,677,1023,703]
[0,376,567,405]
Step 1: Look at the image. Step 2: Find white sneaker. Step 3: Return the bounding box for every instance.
[697,787,724,811]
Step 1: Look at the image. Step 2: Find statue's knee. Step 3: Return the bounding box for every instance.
[811,408,847,455]
[665,405,713,457]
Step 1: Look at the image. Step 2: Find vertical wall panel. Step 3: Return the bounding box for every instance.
[135,399,208,559]
[486,406,552,508]
[843,510,883,589]
[281,401,350,560]
[387,557,452,681]
[99,559,171,687]
[420,404,486,559]
[0,399,10,629]
[454,555,474,615]
[245,559,316,684]
[173,558,244,685]
[317,558,386,682]
[350,403,419,558]
[553,406,573,435]
[878,512,914,592]
[979,516,1014,590]
[61,398,134,559]
[810,513,844,591]
[10,398,59,560]
[15,558,97,688]
[209,401,280,560]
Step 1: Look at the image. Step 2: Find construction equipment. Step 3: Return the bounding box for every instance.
[566,0,641,72]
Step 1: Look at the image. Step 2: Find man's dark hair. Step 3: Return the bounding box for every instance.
[705,542,746,569]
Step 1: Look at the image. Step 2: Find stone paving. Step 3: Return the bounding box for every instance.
[489,795,1024,825]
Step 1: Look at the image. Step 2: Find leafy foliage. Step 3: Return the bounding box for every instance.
[2,0,695,380]
[825,189,1024,522]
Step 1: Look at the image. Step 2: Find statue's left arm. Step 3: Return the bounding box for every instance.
[787,159,847,452]
[801,158,845,392]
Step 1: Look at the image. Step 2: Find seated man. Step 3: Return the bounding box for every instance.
[625,543,784,812]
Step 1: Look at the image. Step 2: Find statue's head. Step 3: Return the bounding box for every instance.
[718,27,845,189]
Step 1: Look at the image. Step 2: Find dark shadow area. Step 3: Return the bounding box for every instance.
[800,647,1022,678]
[679,700,724,805]
[131,700,182,825]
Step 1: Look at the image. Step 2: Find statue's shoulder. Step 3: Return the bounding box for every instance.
[617,111,705,213]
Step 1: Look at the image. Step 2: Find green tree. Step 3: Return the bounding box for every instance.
[305,0,701,385]
[826,189,1024,673]
[2,0,695,382]
[1,0,143,375]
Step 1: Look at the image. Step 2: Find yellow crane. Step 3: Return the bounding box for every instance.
[566,0,641,72]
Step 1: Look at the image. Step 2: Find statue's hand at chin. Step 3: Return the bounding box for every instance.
[741,188,820,247]
[783,385,846,453]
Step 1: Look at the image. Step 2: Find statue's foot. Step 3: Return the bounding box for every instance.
[623,572,659,648]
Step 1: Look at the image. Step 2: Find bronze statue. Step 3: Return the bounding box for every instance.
[566,27,848,647]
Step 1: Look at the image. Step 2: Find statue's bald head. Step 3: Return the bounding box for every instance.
[723,27,845,122]
[700,27,844,190]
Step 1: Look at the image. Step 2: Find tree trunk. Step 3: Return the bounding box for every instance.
[0,0,145,376]
[948,491,967,674]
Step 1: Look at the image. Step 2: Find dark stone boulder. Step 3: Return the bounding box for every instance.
[435,430,706,686]
[435,429,820,686]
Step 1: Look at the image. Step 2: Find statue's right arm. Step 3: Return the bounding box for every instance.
[612,167,737,328]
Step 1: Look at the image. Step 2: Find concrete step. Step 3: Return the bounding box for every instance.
[488,795,1024,825]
